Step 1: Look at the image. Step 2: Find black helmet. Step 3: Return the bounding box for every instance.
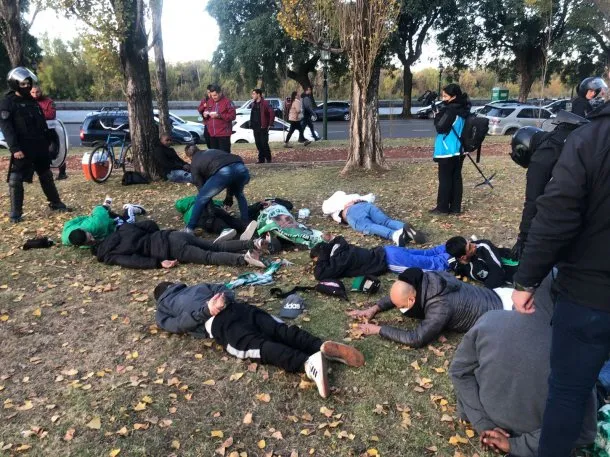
[577,77,608,98]
[510,126,543,168]
[7,67,37,91]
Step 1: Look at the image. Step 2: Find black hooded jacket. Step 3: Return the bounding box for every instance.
[514,101,610,310]
[313,236,387,280]
[376,271,502,348]
[434,96,472,134]
[571,96,592,118]
[94,220,172,269]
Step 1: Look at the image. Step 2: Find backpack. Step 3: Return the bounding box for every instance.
[121,171,150,186]
[460,114,489,153]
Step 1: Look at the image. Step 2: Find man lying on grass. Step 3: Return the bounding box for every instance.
[154,281,365,398]
[348,268,507,348]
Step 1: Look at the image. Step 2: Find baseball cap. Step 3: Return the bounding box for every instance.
[279,293,306,319]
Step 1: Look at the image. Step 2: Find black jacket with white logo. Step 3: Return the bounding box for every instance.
[448,240,514,289]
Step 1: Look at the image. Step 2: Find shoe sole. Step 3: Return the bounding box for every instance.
[244,251,266,268]
[240,221,258,241]
[321,341,365,367]
[214,229,237,243]
[316,355,330,398]
[404,222,426,244]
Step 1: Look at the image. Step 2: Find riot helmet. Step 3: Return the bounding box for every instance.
[577,77,608,98]
[510,126,543,168]
[7,67,38,94]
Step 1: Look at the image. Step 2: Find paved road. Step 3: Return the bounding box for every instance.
[64,118,436,147]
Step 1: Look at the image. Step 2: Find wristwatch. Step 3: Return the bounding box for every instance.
[513,282,537,293]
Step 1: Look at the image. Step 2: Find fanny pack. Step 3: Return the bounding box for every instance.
[351,275,381,294]
[270,280,348,301]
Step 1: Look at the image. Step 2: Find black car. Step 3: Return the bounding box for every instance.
[311,102,350,121]
[79,109,193,146]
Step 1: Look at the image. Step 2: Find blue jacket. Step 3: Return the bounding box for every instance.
[433,115,465,159]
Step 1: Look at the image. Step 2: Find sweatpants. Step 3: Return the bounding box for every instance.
[210,301,323,373]
[167,232,250,266]
[383,244,449,273]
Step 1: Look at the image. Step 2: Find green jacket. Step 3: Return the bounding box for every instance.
[174,196,224,224]
[257,204,325,249]
[62,206,117,246]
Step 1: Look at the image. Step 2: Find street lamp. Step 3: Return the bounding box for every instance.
[437,63,444,100]
[320,45,331,140]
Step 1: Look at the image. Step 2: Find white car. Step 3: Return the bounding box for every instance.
[231,114,318,144]
[0,119,69,168]
[235,98,283,118]
[153,109,205,144]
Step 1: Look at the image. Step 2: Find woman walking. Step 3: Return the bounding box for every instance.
[430,83,471,215]
[284,91,311,148]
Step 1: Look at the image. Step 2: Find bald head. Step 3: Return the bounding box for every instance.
[390,280,416,311]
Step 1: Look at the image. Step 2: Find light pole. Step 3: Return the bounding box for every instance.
[320,45,331,140]
[437,63,444,99]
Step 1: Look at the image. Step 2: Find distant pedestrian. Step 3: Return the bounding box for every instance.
[284,91,310,148]
[301,87,319,141]
[430,83,471,215]
[197,84,213,148]
[250,88,275,163]
[31,85,66,180]
[571,76,607,117]
[201,84,236,153]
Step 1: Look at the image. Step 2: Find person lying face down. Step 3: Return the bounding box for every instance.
[154,281,365,398]
[348,268,505,348]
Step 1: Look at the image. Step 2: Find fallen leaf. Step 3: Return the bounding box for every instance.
[141,396,153,404]
[86,417,101,430]
[229,372,244,382]
[133,423,149,430]
[194,353,203,359]
[32,308,41,317]
[64,428,75,441]
[271,431,283,440]
[257,439,266,449]
[320,406,333,417]
[448,434,468,446]
[426,445,438,452]
[465,429,475,438]
[16,401,33,411]
[61,369,79,376]
[243,412,253,424]
[203,379,216,386]
[14,444,31,452]
[300,429,312,436]
[410,361,420,371]
[441,414,454,422]
[116,427,128,436]
[171,440,180,449]
[367,450,379,456]
[109,449,121,457]
[211,430,224,438]
[256,393,271,403]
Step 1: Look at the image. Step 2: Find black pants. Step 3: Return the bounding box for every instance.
[199,205,249,234]
[209,136,231,153]
[58,163,67,176]
[8,166,62,219]
[211,301,323,373]
[285,121,304,143]
[303,116,318,140]
[436,155,464,213]
[253,129,272,163]
[167,232,250,266]
[203,127,211,149]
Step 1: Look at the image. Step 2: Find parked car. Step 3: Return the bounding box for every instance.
[153,109,205,144]
[415,101,444,119]
[231,114,318,144]
[236,98,284,119]
[0,119,69,169]
[479,103,553,135]
[311,101,351,121]
[543,99,572,114]
[80,109,193,146]
[472,99,524,114]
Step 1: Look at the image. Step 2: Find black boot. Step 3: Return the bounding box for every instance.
[8,172,24,223]
[39,169,72,212]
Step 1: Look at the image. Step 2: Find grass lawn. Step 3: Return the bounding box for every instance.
[0,156,524,456]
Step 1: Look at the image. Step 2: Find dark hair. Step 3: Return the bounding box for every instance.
[68,229,88,246]
[291,91,298,100]
[443,83,469,104]
[310,242,326,259]
[154,281,175,301]
[209,84,221,93]
[445,236,468,258]
[252,88,263,95]
[206,84,214,91]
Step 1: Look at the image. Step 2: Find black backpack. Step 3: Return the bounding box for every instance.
[460,114,489,153]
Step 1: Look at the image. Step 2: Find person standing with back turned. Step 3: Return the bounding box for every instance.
[512,94,610,457]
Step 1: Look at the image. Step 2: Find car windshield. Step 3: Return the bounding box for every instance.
[169,114,185,124]
[486,107,515,118]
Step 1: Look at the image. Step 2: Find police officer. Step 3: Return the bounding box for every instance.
[509,110,589,259]
[0,67,71,223]
[571,76,608,117]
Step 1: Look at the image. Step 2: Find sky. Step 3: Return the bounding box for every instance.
[28,0,436,70]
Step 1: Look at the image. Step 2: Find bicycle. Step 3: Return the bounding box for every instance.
[87,120,137,183]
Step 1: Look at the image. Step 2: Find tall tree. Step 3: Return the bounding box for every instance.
[0,0,40,67]
[150,0,171,138]
[278,0,399,172]
[54,0,160,177]
[388,0,445,118]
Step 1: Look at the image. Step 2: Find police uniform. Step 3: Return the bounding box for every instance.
[0,68,68,222]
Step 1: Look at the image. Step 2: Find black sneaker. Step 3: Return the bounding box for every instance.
[56,173,68,180]
[403,222,426,244]
[49,203,73,212]
[10,216,23,223]
[428,207,449,215]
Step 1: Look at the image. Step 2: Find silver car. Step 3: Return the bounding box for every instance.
[479,103,553,135]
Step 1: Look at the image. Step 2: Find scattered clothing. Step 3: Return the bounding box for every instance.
[322,191,376,223]
[448,239,516,289]
[257,204,326,249]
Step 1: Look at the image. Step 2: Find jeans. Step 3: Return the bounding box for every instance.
[436,155,464,213]
[383,245,449,273]
[253,128,272,163]
[302,116,318,140]
[187,163,250,229]
[538,296,610,457]
[345,202,403,240]
[166,169,192,183]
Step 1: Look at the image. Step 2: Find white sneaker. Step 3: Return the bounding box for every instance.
[244,250,267,268]
[253,235,270,253]
[182,227,195,234]
[392,229,403,246]
[305,352,329,398]
[123,203,146,215]
[240,220,258,240]
[214,228,237,243]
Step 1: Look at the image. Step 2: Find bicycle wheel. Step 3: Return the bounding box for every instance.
[88,145,114,183]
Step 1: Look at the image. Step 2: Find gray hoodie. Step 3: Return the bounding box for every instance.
[449,274,597,456]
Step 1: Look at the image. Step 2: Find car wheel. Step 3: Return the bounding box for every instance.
[505,128,518,136]
[235,139,248,144]
[343,112,350,121]
[311,113,318,122]
[190,132,200,144]
[427,111,435,119]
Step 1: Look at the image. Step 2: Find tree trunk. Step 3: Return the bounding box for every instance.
[287,55,319,90]
[342,65,387,173]
[401,65,413,119]
[0,0,24,66]
[517,68,536,102]
[150,0,171,139]
[116,0,160,178]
